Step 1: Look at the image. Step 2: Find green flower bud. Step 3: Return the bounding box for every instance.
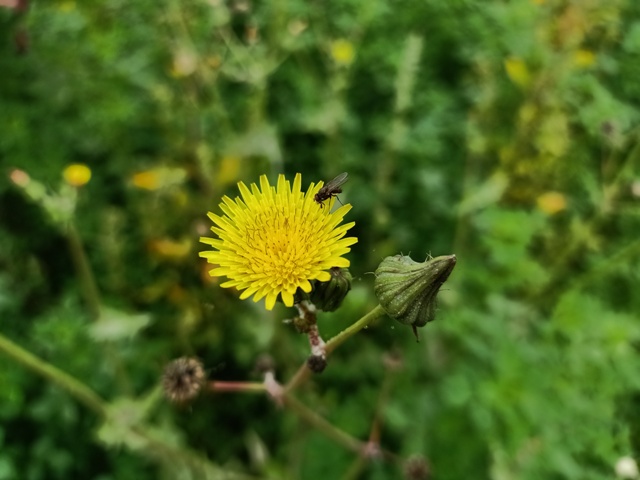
[309,267,352,312]
[374,254,456,339]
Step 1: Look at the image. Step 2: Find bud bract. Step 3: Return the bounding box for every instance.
[374,254,456,338]
[309,267,352,312]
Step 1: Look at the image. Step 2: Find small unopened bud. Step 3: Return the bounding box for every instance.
[254,354,275,374]
[310,267,352,312]
[374,254,456,339]
[162,357,205,404]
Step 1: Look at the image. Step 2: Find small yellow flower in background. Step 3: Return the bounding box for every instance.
[200,173,358,310]
[504,57,531,88]
[217,155,242,186]
[132,170,159,190]
[573,49,595,68]
[58,1,75,12]
[171,48,198,77]
[63,163,91,187]
[330,39,356,66]
[148,238,192,260]
[132,167,188,191]
[537,191,567,215]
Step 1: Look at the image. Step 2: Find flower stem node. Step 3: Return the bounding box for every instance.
[285,315,314,334]
[374,254,456,339]
[309,267,352,312]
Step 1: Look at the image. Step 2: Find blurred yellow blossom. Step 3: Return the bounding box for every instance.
[330,39,356,66]
[206,55,222,69]
[132,167,187,191]
[132,171,159,190]
[518,102,538,125]
[573,49,595,68]
[171,49,198,77]
[63,163,92,187]
[58,1,75,11]
[149,238,192,260]
[537,191,567,214]
[504,57,531,88]
[217,155,242,186]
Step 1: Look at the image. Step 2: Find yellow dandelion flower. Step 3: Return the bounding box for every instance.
[148,238,192,260]
[504,57,531,88]
[132,170,160,190]
[330,39,356,66]
[63,163,91,187]
[199,173,358,310]
[536,191,567,215]
[573,49,595,68]
[171,48,198,77]
[131,167,187,190]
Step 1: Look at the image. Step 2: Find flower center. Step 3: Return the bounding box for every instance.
[240,206,318,289]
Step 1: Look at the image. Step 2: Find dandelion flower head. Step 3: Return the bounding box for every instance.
[200,173,357,310]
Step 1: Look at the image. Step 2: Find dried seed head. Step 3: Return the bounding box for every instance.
[403,455,430,480]
[254,354,275,374]
[162,357,205,404]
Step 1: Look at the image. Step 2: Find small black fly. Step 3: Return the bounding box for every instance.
[314,172,348,207]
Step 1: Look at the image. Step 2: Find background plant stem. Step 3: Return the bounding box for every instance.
[0,332,107,416]
[66,222,102,321]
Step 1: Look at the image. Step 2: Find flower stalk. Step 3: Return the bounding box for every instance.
[0,332,107,416]
[286,304,387,391]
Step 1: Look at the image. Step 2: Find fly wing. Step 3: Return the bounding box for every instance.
[324,172,349,191]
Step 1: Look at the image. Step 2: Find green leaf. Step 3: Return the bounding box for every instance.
[88,308,151,342]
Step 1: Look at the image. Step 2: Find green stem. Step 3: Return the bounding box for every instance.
[341,456,367,480]
[208,378,367,455]
[66,223,101,321]
[67,222,134,393]
[282,392,364,454]
[325,304,385,354]
[285,304,386,392]
[0,332,107,416]
[574,239,640,291]
[0,336,256,478]
[210,381,266,393]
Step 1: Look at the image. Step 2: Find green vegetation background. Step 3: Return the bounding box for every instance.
[2,0,640,478]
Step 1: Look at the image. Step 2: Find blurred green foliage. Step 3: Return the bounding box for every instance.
[2,0,640,478]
